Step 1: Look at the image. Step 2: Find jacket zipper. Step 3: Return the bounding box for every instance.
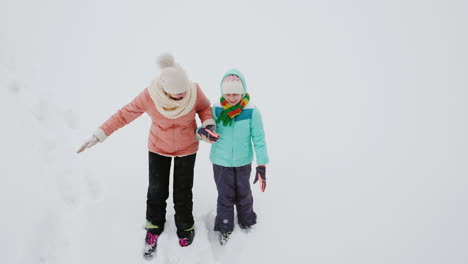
[173,119,177,154]
[231,120,235,167]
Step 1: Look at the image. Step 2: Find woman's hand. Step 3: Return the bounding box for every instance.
[197,125,220,143]
[76,135,99,153]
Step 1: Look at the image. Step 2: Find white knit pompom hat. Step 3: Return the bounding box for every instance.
[221,74,244,95]
[157,53,190,94]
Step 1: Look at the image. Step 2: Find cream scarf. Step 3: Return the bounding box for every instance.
[147,78,197,119]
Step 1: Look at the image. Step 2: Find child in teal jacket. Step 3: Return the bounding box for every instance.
[207,69,269,245]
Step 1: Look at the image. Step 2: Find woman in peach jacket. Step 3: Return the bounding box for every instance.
[77,53,215,257]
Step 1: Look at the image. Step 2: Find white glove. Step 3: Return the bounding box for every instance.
[76,135,99,153]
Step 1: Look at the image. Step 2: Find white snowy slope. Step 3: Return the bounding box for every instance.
[1,0,468,264]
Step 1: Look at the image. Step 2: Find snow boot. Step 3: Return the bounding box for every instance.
[178,226,195,247]
[219,232,232,245]
[143,231,160,258]
[239,223,252,230]
[239,223,255,233]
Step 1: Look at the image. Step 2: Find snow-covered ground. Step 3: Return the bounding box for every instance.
[1,0,467,263]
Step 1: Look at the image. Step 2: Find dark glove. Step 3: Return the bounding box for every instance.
[253,165,266,192]
[197,125,220,143]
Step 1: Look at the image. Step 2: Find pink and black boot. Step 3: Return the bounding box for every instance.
[178,227,195,247]
[143,231,160,258]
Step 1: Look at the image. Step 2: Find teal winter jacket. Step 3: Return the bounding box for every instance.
[209,69,269,167]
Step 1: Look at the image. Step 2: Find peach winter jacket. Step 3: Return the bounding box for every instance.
[96,83,214,157]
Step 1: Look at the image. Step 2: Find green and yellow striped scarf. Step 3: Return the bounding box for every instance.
[216,93,250,126]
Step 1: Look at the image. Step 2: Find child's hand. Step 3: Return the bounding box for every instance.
[254,165,266,192]
[197,126,220,143]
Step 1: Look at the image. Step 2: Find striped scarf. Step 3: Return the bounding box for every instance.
[216,93,250,126]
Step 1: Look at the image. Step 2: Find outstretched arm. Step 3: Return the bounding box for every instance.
[77,89,148,153]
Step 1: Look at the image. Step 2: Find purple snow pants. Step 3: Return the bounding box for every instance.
[213,163,257,233]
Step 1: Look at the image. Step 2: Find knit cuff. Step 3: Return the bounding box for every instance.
[94,128,108,142]
[202,119,215,128]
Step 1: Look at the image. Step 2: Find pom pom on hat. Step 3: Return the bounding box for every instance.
[157,53,175,69]
[157,53,190,94]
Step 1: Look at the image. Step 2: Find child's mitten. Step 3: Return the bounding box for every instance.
[253,165,266,192]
